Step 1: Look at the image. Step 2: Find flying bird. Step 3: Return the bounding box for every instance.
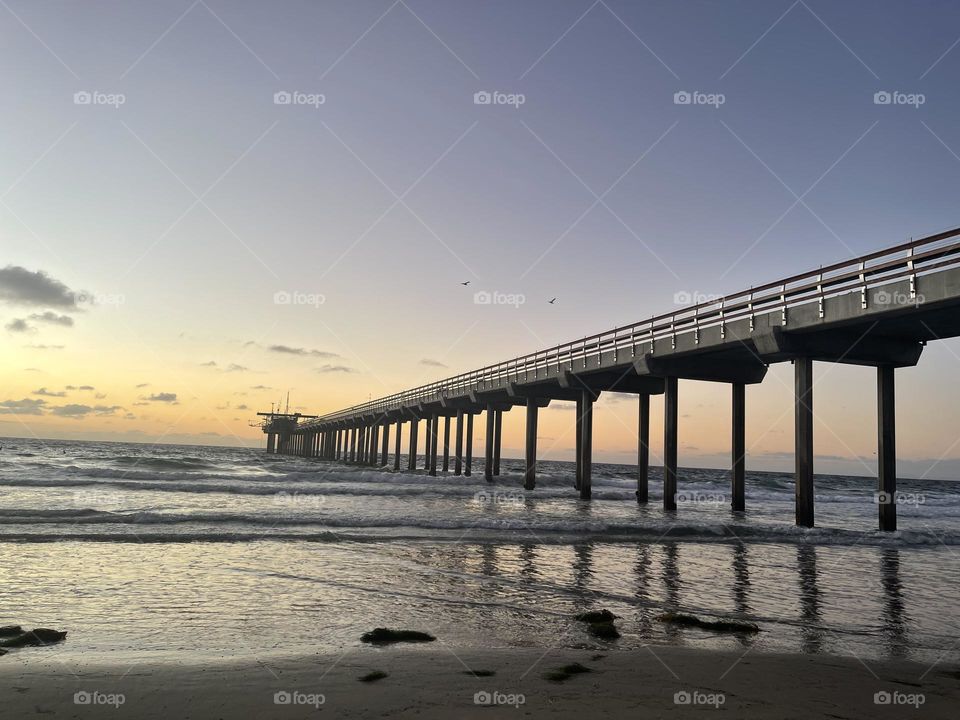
[548,298,557,304]
[461,281,470,286]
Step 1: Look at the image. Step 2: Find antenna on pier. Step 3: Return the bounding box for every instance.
[285,391,290,414]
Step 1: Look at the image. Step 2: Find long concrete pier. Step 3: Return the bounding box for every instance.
[259,227,960,531]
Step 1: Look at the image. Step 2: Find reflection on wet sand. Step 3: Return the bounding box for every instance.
[797,545,823,654]
[881,547,908,657]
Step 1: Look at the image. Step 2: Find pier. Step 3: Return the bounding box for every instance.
[259,227,960,531]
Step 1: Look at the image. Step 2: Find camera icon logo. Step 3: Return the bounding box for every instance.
[74,691,91,705]
[273,290,292,305]
[874,491,892,505]
[674,691,692,705]
[674,91,692,105]
[274,91,292,105]
[874,691,892,705]
[673,290,692,304]
[473,290,492,305]
[74,91,92,105]
[274,691,292,705]
[474,691,492,705]
[874,91,892,105]
[474,91,492,105]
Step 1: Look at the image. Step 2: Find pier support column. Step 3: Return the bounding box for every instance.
[394,421,402,471]
[465,412,474,476]
[663,376,678,511]
[878,365,897,531]
[336,430,342,460]
[429,416,439,476]
[371,424,380,466]
[381,422,390,467]
[575,395,583,491]
[408,418,419,471]
[524,399,538,491]
[493,410,503,476]
[267,433,276,454]
[442,416,451,473]
[360,426,368,464]
[637,394,650,504]
[484,405,495,482]
[795,358,815,528]
[732,383,746,512]
[454,410,464,475]
[579,390,593,500]
[424,416,433,469]
[350,427,357,462]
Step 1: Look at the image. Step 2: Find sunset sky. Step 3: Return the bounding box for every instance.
[3,0,960,478]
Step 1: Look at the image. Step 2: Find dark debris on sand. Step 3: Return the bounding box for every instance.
[0,628,68,649]
[463,670,496,677]
[360,628,436,645]
[657,612,759,633]
[575,609,621,639]
[544,662,593,683]
[358,671,389,682]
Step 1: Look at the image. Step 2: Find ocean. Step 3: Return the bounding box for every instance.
[1,437,958,667]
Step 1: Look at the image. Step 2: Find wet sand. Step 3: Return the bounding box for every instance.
[2,645,956,718]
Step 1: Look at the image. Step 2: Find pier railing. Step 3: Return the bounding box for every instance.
[313,227,960,423]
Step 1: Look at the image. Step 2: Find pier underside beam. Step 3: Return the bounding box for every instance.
[755,327,923,368]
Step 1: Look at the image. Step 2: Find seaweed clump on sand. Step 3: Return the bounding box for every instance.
[360,628,436,645]
[463,669,496,677]
[0,628,68,648]
[544,662,593,683]
[574,609,621,639]
[657,612,759,634]
[358,671,389,682]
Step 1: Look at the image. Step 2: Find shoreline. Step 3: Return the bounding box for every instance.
[2,645,955,718]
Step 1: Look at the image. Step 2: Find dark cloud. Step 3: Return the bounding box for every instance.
[146,392,178,403]
[51,404,123,419]
[316,364,355,373]
[235,403,249,410]
[268,344,339,358]
[0,266,79,307]
[0,398,46,415]
[29,311,73,327]
[419,358,448,368]
[33,387,66,397]
[5,318,33,333]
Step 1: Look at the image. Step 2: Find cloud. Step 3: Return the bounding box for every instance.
[226,363,249,372]
[5,318,33,333]
[0,398,46,415]
[94,393,106,399]
[65,385,95,391]
[135,383,150,388]
[33,387,66,397]
[132,401,149,406]
[145,392,178,403]
[29,311,73,327]
[250,385,272,390]
[51,404,123,419]
[316,364,355,373]
[419,358,448,368]
[199,361,218,367]
[0,266,79,307]
[236,403,249,410]
[268,344,339,358]
[25,344,64,350]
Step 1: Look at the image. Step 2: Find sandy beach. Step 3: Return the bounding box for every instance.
[2,646,955,718]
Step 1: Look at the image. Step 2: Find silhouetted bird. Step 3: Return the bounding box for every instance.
[548,298,556,304]
[461,281,470,286]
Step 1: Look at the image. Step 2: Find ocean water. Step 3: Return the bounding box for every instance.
[1,437,958,667]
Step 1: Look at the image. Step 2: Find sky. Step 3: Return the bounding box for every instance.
[3,0,960,479]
